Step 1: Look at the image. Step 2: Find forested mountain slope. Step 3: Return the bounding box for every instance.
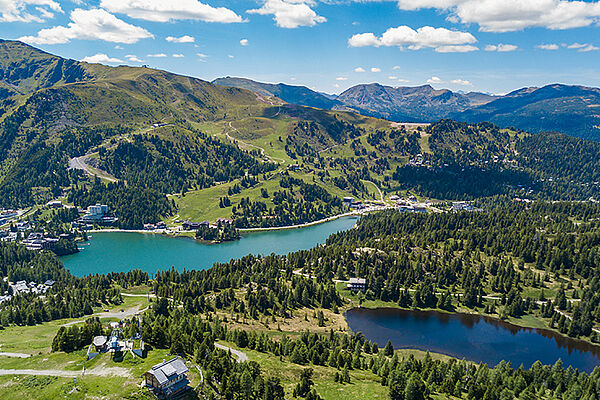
[4,40,600,229]
[454,84,600,141]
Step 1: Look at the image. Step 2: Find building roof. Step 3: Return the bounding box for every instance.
[148,357,189,386]
[349,278,366,285]
[93,336,107,347]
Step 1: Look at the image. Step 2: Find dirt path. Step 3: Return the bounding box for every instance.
[224,122,286,164]
[0,366,129,378]
[363,180,386,204]
[0,352,31,358]
[214,343,248,363]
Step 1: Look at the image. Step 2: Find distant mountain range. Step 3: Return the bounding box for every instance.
[454,84,600,140]
[214,77,600,141]
[213,77,344,110]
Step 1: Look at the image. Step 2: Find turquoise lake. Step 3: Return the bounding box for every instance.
[61,216,358,277]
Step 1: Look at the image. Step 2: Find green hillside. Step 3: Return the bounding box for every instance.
[3,41,600,229]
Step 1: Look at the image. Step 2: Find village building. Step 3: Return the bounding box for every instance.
[347,277,367,292]
[144,357,190,399]
[80,204,118,225]
[46,200,63,208]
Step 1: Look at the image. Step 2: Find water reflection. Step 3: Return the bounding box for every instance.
[346,307,600,372]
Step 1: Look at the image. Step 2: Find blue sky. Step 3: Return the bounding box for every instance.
[1,0,600,94]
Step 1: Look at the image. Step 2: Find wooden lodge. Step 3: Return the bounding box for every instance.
[144,357,190,399]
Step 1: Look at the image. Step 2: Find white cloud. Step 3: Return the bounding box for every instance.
[435,44,478,52]
[0,0,61,23]
[147,53,167,57]
[166,35,195,43]
[247,0,326,28]
[81,53,122,64]
[579,44,599,52]
[336,77,348,81]
[19,8,153,45]
[172,53,185,58]
[396,0,600,32]
[197,53,208,58]
[451,78,473,86]
[114,45,123,49]
[347,32,381,47]
[228,54,235,58]
[537,43,559,50]
[125,54,143,62]
[349,25,477,52]
[484,43,518,52]
[100,0,243,23]
[389,76,397,80]
[427,76,443,84]
[566,42,599,52]
[392,65,401,70]
[354,67,366,72]
[240,38,249,46]
[371,67,381,72]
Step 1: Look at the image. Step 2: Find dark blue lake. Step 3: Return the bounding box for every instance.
[346,307,600,373]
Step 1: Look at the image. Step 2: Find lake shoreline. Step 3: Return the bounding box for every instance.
[345,306,600,373]
[86,209,367,236]
[62,216,359,277]
[345,305,600,352]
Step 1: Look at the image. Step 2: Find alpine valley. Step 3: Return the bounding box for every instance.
[2,37,600,400]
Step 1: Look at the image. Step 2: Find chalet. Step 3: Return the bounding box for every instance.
[216,218,233,225]
[342,197,355,206]
[47,200,63,208]
[182,221,202,230]
[347,278,367,292]
[350,201,365,210]
[144,357,190,399]
[451,202,475,212]
[412,205,427,213]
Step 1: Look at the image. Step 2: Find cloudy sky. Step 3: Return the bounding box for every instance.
[2,0,600,94]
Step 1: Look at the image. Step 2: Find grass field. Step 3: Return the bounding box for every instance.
[0,291,202,400]
[217,340,456,400]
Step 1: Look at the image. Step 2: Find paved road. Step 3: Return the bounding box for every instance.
[62,305,147,326]
[239,210,362,232]
[68,155,118,183]
[214,343,248,363]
